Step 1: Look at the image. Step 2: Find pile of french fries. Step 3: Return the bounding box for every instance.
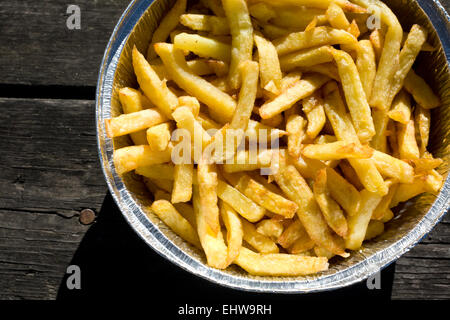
[105,0,444,276]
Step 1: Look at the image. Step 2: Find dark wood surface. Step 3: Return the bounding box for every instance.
[0,0,449,300]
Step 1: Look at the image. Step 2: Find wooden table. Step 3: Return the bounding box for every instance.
[0,0,449,300]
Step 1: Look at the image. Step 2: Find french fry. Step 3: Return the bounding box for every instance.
[289,232,315,254]
[151,200,200,248]
[118,87,153,145]
[314,169,348,237]
[146,122,172,151]
[147,0,187,59]
[248,2,276,23]
[234,174,298,218]
[223,149,273,173]
[234,247,328,276]
[386,25,428,106]
[279,46,334,72]
[193,186,228,269]
[303,92,326,140]
[154,43,236,122]
[286,114,306,158]
[245,120,287,144]
[133,47,179,118]
[366,0,403,110]
[372,182,398,220]
[260,74,329,119]
[371,150,414,183]
[273,155,346,255]
[388,90,412,124]
[298,63,341,82]
[270,7,326,30]
[136,164,175,180]
[365,220,385,240]
[211,61,259,162]
[370,29,385,63]
[261,24,295,40]
[356,40,376,101]
[198,158,221,235]
[261,113,284,128]
[153,190,197,228]
[290,153,326,180]
[274,26,357,56]
[256,219,284,240]
[397,119,420,159]
[346,189,383,250]
[222,0,254,89]
[173,33,231,62]
[326,2,350,29]
[326,167,361,216]
[323,84,388,195]
[371,109,389,153]
[403,69,441,109]
[197,112,221,130]
[220,201,243,265]
[303,141,373,160]
[172,163,194,203]
[114,145,173,175]
[178,96,200,117]
[380,208,394,223]
[407,158,443,174]
[331,48,375,142]
[247,0,365,12]
[277,220,308,249]
[217,180,266,222]
[339,160,364,190]
[180,14,230,35]
[414,106,431,155]
[105,108,167,138]
[241,218,279,253]
[254,32,282,94]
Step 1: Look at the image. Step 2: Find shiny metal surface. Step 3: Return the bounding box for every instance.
[96,0,450,293]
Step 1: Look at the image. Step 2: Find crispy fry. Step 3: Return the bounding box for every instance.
[403,69,441,109]
[222,0,254,89]
[397,119,420,159]
[326,167,361,216]
[146,122,172,151]
[273,155,346,255]
[370,29,385,63]
[314,169,348,237]
[153,190,197,228]
[274,26,357,56]
[180,14,230,35]
[174,33,231,62]
[223,149,273,173]
[388,90,412,124]
[220,201,243,265]
[193,186,228,269]
[256,219,284,240]
[414,106,431,155]
[155,43,236,122]
[303,92,326,140]
[371,150,414,183]
[151,200,200,247]
[372,182,398,220]
[217,180,266,222]
[298,63,341,82]
[198,159,221,234]
[407,158,443,174]
[331,48,375,142]
[254,32,282,94]
[248,2,276,23]
[172,163,194,203]
[303,141,373,160]
[245,120,287,144]
[286,114,306,158]
[260,74,329,119]
[356,40,376,101]
[114,145,173,175]
[277,220,308,249]
[279,46,333,72]
[339,160,364,190]
[178,96,200,117]
[136,164,175,180]
[105,108,167,138]
[346,189,383,250]
[118,87,153,145]
[133,47,178,118]
[147,0,187,59]
[371,109,389,153]
[387,25,428,106]
[326,2,350,29]
[241,218,279,253]
[271,7,326,29]
[234,247,328,276]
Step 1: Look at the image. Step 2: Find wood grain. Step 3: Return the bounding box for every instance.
[0,0,129,86]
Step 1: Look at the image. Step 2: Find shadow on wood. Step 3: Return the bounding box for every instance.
[56,193,395,302]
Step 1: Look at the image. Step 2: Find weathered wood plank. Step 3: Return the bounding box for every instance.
[0,0,129,86]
